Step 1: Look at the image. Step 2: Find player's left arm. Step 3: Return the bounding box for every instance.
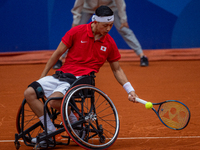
[109,61,137,102]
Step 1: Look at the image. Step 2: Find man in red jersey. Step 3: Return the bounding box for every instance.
[24,5,137,143]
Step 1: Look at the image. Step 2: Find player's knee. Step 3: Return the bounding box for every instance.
[27,81,44,99]
[49,100,56,108]
[24,87,37,101]
[49,100,55,107]
[49,100,61,111]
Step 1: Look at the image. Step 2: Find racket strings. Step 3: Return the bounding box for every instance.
[158,101,190,129]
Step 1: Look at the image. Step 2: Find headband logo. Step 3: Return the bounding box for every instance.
[107,18,112,21]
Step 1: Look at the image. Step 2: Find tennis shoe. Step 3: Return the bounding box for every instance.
[31,131,53,144]
[71,112,86,139]
[31,130,62,144]
[53,60,62,69]
[140,56,149,67]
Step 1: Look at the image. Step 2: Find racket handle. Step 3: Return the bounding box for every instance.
[135,97,147,105]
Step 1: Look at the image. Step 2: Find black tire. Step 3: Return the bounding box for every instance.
[61,85,120,150]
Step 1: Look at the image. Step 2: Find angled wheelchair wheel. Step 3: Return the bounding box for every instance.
[61,85,120,150]
[16,99,44,143]
[16,99,63,144]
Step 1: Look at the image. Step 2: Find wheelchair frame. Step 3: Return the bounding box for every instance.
[14,73,120,150]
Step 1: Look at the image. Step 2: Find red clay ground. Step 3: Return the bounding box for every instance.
[0,59,200,150]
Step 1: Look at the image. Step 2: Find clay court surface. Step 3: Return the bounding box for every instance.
[0,50,200,149]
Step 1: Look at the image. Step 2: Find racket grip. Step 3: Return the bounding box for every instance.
[135,97,147,105]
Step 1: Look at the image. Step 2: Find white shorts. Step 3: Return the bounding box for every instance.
[37,76,71,98]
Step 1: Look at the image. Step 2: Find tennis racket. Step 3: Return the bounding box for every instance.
[136,97,191,130]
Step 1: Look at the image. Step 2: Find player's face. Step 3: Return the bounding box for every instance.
[96,21,114,36]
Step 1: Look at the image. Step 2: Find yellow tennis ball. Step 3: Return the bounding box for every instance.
[145,102,153,109]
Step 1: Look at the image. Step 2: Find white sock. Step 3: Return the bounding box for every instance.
[39,113,56,133]
[69,111,78,123]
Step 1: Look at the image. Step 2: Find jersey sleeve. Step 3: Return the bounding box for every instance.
[107,38,121,62]
[61,32,73,48]
[61,26,79,48]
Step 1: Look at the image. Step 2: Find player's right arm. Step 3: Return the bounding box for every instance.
[109,61,137,102]
[40,41,68,78]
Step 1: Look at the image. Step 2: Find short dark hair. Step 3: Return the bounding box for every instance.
[95,5,113,17]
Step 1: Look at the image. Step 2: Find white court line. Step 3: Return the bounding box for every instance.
[117,136,200,140]
[1,136,200,143]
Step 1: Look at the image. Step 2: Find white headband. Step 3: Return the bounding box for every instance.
[92,15,114,22]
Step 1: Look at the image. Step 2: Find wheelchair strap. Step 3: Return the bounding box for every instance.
[52,71,77,84]
[28,81,44,99]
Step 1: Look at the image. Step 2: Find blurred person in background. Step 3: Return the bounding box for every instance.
[53,0,149,69]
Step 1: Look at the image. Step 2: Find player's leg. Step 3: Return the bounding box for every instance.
[48,91,81,128]
[24,76,57,117]
[37,77,80,130]
[29,77,70,144]
[24,87,44,117]
[36,77,71,131]
[23,78,55,144]
[48,92,64,112]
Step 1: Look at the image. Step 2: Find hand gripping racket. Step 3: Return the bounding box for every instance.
[136,98,191,130]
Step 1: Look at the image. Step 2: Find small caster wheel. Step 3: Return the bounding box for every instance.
[34,143,40,150]
[14,141,21,150]
[99,135,106,143]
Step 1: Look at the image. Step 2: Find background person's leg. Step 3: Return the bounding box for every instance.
[113,11,148,66]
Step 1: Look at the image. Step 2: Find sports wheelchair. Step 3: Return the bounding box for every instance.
[14,73,120,150]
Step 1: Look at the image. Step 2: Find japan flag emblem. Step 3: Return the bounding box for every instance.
[100,46,107,52]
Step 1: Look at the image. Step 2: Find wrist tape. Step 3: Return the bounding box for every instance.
[123,82,135,94]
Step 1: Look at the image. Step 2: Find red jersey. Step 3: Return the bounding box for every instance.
[57,22,121,76]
